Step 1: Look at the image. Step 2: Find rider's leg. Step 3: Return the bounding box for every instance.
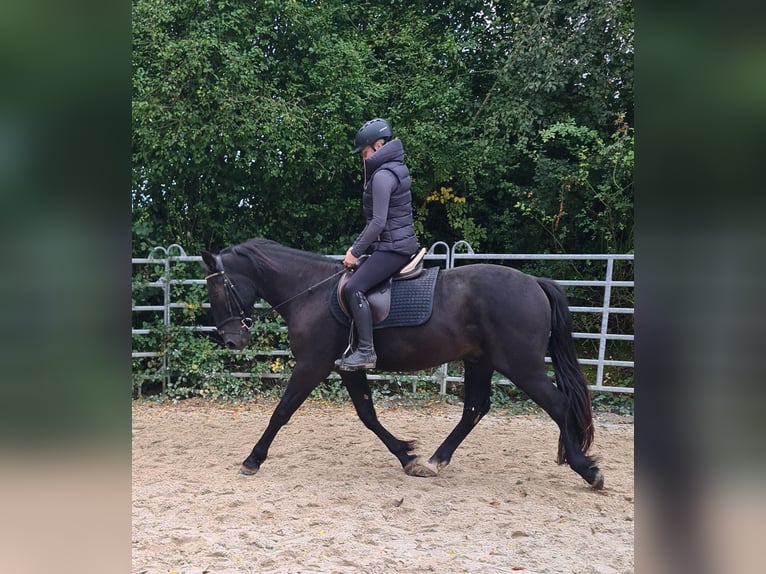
[334,250,410,371]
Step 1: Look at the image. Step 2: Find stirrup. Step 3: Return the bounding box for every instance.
[334,327,355,369]
[334,345,352,369]
[336,351,377,372]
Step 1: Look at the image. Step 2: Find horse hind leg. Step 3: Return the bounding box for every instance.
[512,370,603,489]
[413,359,494,476]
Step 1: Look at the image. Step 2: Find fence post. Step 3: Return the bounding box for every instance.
[450,240,474,269]
[148,246,171,328]
[595,257,615,390]
[148,246,171,391]
[426,241,452,393]
[427,241,450,258]
[147,244,189,392]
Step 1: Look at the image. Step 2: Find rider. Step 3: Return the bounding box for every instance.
[335,118,420,371]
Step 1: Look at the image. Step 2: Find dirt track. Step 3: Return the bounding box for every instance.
[132,399,633,573]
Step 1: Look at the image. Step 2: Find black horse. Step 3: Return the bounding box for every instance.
[201,238,603,489]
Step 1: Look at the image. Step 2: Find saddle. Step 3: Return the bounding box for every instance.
[335,247,432,326]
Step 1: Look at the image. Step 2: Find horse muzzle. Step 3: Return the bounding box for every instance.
[217,317,252,350]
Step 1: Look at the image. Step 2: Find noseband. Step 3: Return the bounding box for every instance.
[205,270,254,336]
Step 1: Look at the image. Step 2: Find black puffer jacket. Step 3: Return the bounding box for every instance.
[350,138,419,257]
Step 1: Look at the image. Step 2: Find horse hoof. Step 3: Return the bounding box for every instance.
[404,458,438,478]
[239,464,259,476]
[589,470,605,490]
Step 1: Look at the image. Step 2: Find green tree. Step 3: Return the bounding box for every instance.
[132,0,633,257]
[133,1,359,253]
[456,0,634,253]
[512,114,633,253]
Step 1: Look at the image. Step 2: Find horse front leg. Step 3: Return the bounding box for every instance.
[241,363,325,475]
[341,371,418,471]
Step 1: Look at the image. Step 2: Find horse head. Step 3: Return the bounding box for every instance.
[201,250,254,350]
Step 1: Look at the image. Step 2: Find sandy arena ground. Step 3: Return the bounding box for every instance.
[132,398,633,573]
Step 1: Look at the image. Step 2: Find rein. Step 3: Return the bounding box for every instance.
[206,265,348,335]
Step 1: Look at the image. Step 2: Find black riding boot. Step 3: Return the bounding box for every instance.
[335,291,377,371]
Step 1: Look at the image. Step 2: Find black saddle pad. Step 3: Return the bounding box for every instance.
[330,266,439,329]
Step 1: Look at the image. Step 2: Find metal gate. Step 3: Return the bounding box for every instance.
[132,243,633,394]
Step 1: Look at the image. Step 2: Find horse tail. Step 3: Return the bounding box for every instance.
[536,277,594,463]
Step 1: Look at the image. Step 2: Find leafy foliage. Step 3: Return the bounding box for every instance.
[133,0,633,256]
[511,114,633,253]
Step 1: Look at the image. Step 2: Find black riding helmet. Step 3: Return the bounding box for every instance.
[352,118,393,154]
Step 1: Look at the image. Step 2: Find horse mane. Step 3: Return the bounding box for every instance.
[221,238,338,275]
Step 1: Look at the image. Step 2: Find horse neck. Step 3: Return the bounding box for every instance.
[234,246,337,319]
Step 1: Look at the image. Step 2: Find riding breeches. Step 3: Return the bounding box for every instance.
[341,250,411,304]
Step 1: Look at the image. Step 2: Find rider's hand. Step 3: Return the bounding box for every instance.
[343,248,358,268]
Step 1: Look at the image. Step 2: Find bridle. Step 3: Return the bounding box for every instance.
[204,270,255,336]
[205,264,349,337]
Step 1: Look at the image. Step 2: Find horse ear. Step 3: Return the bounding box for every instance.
[200,250,219,274]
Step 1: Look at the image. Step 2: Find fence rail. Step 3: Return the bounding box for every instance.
[132,243,633,395]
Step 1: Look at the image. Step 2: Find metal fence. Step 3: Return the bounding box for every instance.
[132,243,633,394]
